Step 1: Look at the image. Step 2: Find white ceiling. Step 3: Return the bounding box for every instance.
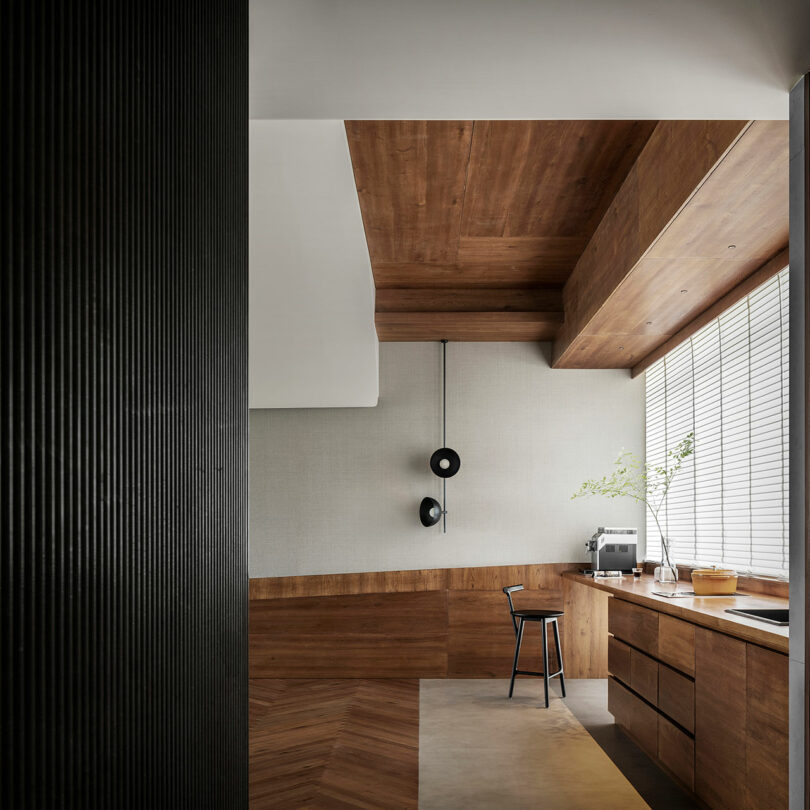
[251,0,809,120]
[249,120,378,408]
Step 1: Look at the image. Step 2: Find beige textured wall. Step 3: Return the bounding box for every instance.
[249,342,646,577]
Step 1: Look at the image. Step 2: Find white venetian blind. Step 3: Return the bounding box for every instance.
[645,267,789,577]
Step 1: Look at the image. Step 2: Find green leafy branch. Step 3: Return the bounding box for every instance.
[572,433,694,569]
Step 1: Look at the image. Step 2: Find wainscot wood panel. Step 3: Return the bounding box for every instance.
[695,627,747,810]
[608,677,659,759]
[249,592,448,678]
[446,590,562,678]
[658,665,695,734]
[658,613,695,677]
[249,563,590,679]
[562,575,609,678]
[746,644,789,809]
[249,568,449,599]
[658,715,695,793]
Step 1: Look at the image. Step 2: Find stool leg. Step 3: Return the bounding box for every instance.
[541,618,550,708]
[552,618,566,698]
[508,618,524,698]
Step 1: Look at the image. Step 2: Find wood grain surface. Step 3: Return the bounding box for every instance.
[745,643,789,809]
[695,627,747,810]
[250,563,583,679]
[564,572,789,654]
[346,120,654,341]
[249,678,419,809]
[554,120,788,369]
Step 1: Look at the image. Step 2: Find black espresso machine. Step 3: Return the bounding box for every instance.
[584,527,638,573]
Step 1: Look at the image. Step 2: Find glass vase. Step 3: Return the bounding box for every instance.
[654,538,678,590]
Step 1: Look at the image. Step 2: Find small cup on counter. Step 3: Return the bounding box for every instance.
[632,567,643,579]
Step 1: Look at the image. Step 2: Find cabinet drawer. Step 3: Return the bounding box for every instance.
[609,597,658,656]
[659,613,695,676]
[659,664,694,733]
[608,676,658,758]
[659,714,695,792]
[608,636,632,685]
[630,648,658,706]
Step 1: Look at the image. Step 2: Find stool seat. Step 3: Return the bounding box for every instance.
[511,609,563,619]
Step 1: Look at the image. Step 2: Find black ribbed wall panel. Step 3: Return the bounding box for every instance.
[2,1,248,807]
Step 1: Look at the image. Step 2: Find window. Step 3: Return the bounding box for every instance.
[645,267,789,577]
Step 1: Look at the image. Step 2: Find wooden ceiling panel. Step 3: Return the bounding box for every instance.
[375,311,563,342]
[346,120,655,341]
[375,287,562,313]
[345,120,473,265]
[347,119,785,349]
[645,121,788,262]
[372,262,570,289]
[460,120,656,239]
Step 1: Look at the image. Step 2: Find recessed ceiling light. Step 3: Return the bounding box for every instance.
[618,346,624,350]
[728,244,736,250]
[646,321,653,325]
[680,289,688,294]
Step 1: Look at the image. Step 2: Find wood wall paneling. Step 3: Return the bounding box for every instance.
[695,627,748,810]
[746,644,789,809]
[249,592,448,678]
[249,563,591,679]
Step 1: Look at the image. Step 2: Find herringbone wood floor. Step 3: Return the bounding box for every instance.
[249,679,419,809]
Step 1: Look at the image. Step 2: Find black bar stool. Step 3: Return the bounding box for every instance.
[503,584,565,708]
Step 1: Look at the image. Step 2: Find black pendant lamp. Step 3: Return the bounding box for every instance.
[420,339,460,533]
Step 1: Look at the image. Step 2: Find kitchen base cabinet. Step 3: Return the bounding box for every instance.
[608,676,658,759]
[695,627,748,810]
[605,594,788,809]
[746,644,789,810]
[658,715,694,793]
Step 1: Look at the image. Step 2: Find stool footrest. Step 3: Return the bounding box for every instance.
[514,668,564,679]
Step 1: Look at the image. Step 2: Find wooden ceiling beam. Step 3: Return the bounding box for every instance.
[551,120,753,368]
[375,287,563,313]
[630,247,789,378]
[375,311,563,342]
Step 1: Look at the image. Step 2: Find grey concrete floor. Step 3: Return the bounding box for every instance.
[563,679,699,810]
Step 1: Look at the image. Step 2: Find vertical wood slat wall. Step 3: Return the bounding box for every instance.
[2,1,248,807]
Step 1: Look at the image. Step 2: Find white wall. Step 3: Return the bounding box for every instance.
[250,0,809,120]
[249,342,646,577]
[249,120,378,408]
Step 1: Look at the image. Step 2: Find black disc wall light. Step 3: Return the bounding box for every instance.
[421,339,460,532]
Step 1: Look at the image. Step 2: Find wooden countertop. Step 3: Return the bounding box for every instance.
[562,571,789,654]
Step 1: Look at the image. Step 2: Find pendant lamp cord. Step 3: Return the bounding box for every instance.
[442,339,447,534]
